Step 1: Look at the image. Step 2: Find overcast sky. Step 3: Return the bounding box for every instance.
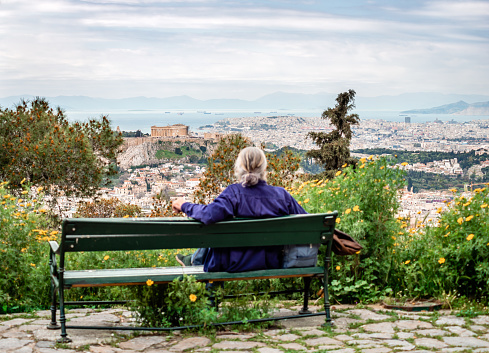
[1,0,488,100]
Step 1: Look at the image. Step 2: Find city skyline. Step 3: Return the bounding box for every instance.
[2,0,489,101]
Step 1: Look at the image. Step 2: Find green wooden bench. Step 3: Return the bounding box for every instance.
[47,212,337,342]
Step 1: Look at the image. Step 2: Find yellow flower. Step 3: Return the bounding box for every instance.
[146,279,154,286]
[463,202,471,207]
[359,164,365,169]
[37,186,43,193]
[104,255,110,261]
[342,163,348,168]
[298,201,302,205]
[336,218,341,224]
[401,162,408,166]
[50,231,59,236]
[450,188,457,192]
[21,190,28,195]
[466,234,474,241]
[438,258,445,264]
[335,170,342,177]
[457,217,464,225]
[345,208,351,214]
[353,205,360,212]
[21,178,26,184]
[360,157,366,163]
[30,263,36,267]
[445,232,450,237]
[380,166,385,170]
[466,215,474,221]
[189,294,197,302]
[404,260,410,265]
[318,190,324,195]
[355,250,361,254]
[304,198,310,204]
[123,215,130,218]
[481,204,488,208]
[335,266,341,271]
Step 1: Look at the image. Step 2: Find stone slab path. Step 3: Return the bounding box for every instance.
[1,304,489,352]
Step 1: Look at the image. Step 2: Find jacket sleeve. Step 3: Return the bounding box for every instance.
[181,186,236,225]
[286,191,308,215]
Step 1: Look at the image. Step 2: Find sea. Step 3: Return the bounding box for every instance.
[64,109,489,133]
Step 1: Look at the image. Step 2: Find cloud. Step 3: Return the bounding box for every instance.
[1,0,488,99]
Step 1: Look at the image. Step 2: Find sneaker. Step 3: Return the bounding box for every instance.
[176,254,192,266]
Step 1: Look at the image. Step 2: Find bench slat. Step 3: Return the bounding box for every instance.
[63,265,325,288]
[61,213,336,252]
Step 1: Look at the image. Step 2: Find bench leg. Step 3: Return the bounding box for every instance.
[47,278,60,329]
[299,277,312,315]
[322,261,333,327]
[57,272,72,343]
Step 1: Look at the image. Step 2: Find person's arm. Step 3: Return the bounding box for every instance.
[178,187,237,225]
[286,191,308,214]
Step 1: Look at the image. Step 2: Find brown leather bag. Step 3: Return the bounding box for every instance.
[332,229,363,256]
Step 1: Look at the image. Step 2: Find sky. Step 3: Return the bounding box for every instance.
[1,0,489,100]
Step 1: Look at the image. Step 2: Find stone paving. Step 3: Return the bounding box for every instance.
[1,304,489,352]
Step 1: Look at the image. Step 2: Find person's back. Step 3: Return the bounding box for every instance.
[172,147,313,272]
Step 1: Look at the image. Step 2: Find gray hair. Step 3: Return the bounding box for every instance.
[234,147,267,187]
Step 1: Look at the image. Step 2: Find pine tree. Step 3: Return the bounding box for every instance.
[0,98,123,199]
[306,89,360,178]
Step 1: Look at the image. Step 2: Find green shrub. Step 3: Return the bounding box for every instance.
[130,275,274,328]
[399,186,489,300]
[0,181,54,312]
[291,156,406,302]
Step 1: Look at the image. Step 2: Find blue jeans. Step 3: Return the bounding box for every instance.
[191,248,209,266]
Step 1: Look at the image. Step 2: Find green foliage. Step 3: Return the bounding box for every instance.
[0,181,54,312]
[405,171,468,192]
[130,275,274,329]
[398,186,489,299]
[356,148,488,170]
[306,90,360,179]
[131,276,216,327]
[290,157,406,302]
[0,98,123,201]
[74,197,142,218]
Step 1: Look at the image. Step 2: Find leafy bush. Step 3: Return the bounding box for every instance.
[130,275,274,328]
[398,187,489,300]
[0,181,54,312]
[290,156,406,302]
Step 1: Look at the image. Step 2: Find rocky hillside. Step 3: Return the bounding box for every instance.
[117,140,210,169]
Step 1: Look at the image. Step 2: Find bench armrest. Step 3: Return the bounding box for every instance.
[49,241,60,255]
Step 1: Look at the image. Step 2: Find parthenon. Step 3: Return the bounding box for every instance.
[151,124,189,137]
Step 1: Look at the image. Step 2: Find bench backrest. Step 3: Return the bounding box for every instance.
[60,212,337,253]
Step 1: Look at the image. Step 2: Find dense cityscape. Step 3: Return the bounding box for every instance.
[52,116,489,227]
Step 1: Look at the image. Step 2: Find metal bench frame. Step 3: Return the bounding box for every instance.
[48,212,337,342]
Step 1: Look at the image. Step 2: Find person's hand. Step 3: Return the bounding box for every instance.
[172,198,186,213]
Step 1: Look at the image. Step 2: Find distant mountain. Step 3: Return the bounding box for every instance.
[2,92,489,112]
[401,101,489,115]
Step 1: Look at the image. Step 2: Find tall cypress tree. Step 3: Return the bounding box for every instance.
[306,89,360,178]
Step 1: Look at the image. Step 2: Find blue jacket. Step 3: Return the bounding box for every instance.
[181,180,306,272]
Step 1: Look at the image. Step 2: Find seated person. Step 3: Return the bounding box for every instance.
[172,147,318,272]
